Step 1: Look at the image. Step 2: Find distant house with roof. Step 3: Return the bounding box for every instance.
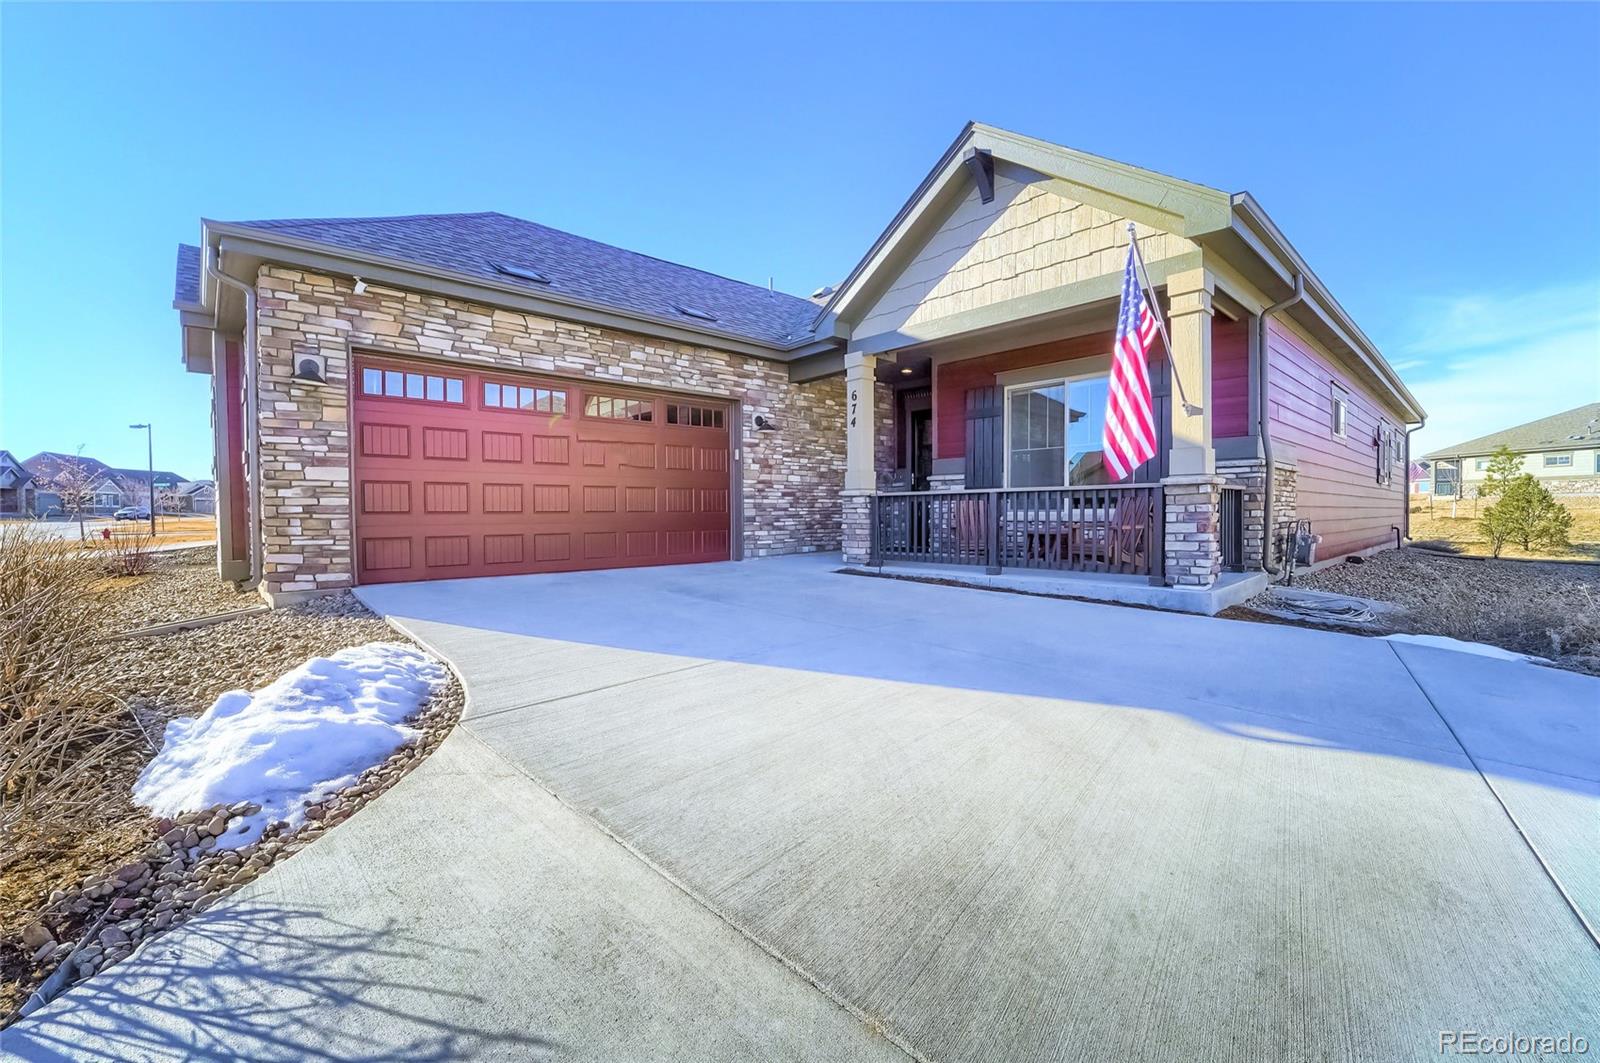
[1424,403,1600,498]
[22,452,193,516]
[0,450,39,516]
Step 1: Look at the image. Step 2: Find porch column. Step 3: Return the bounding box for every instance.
[1165,267,1215,476]
[844,351,879,491]
[841,351,878,564]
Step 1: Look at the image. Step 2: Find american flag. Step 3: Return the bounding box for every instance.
[1103,243,1159,480]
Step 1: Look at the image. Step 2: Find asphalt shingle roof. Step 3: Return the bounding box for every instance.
[175,243,201,306]
[207,212,820,348]
[1424,403,1600,459]
[23,452,189,489]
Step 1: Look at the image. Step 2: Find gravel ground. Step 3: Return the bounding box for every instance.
[97,547,254,632]
[1234,548,1600,674]
[99,593,398,735]
[2,589,456,1022]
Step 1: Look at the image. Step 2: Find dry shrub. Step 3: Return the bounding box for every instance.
[1292,548,1600,674]
[0,525,132,871]
[96,527,155,577]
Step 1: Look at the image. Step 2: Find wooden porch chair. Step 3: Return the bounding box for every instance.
[1105,497,1152,571]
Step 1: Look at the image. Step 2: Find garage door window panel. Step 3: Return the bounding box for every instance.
[585,394,654,422]
[361,366,464,406]
[483,381,567,415]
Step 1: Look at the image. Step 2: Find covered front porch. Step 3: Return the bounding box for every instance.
[838,259,1266,596]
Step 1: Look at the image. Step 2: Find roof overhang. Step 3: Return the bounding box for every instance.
[817,122,1425,423]
[191,221,845,366]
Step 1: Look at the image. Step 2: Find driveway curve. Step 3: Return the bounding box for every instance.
[10,554,1597,1062]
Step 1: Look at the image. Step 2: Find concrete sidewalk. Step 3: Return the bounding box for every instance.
[10,553,1597,1061]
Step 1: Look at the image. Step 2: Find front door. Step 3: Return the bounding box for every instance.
[910,408,933,491]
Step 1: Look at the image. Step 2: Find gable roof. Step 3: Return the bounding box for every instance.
[1424,403,1600,459]
[23,452,188,489]
[816,121,1423,423]
[0,450,35,489]
[189,212,821,349]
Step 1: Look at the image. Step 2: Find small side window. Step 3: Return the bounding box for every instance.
[1330,390,1348,439]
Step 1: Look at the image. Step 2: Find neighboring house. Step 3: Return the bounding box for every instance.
[180,479,217,514]
[1409,460,1432,495]
[1425,403,1600,498]
[172,122,1423,607]
[23,452,190,515]
[0,450,38,516]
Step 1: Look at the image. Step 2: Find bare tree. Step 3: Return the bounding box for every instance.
[50,448,101,542]
[156,484,185,518]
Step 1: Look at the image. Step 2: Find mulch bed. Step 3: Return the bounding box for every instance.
[0,574,460,1025]
[1227,547,1600,675]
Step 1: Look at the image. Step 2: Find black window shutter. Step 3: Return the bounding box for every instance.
[1132,359,1171,484]
[964,386,1004,488]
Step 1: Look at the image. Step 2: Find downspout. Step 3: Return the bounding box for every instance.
[1404,415,1426,542]
[1257,274,1305,577]
[204,246,264,591]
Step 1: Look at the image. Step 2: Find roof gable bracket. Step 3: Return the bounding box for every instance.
[963,148,995,204]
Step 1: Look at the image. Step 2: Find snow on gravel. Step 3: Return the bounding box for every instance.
[133,642,448,846]
[1383,632,1549,663]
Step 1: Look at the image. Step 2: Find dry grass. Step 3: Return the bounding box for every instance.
[1278,547,1600,674]
[0,527,137,872]
[1408,493,1600,561]
[68,515,216,548]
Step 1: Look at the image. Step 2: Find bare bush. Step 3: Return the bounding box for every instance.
[0,525,131,872]
[97,527,155,577]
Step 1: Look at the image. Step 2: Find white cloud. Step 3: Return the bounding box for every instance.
[1393,281,1600,456]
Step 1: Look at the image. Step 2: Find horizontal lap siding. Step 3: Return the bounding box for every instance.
[1266,319,1406,558]
[1212,316,1249,439]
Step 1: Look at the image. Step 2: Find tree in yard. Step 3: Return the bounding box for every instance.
[156,485,185,517]
[1479,445,1524,498]
[50,449,101,541]
[1480,475,1573,557]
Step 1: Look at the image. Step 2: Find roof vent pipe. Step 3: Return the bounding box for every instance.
[1258,273,1305,577]
[204,246,264,592]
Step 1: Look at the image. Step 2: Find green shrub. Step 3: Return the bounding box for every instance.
[1480,475,1573,557]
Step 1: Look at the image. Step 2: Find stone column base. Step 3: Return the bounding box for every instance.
[841,491,874,565]
[1217,459,1266,571]
[1162,475,1223,588]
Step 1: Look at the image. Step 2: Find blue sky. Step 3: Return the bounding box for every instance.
[3,2,1596,478]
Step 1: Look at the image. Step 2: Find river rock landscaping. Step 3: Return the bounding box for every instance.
[1230,547,1600,675]
[0,542,463,1025]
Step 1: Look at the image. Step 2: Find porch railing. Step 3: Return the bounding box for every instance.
[872,485,1165,582]
[1220,484,1245,572]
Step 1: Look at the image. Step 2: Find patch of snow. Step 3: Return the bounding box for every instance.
[1383,632,1549,664]
[134,642,447,847]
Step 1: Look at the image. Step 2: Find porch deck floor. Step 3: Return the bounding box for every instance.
[842,559,1267,615]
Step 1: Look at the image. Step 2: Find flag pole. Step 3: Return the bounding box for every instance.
[1127,223,1201,416]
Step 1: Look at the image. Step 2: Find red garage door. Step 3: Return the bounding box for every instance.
[352,357,732,585]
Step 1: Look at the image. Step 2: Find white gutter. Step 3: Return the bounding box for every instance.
[203,246,263,591]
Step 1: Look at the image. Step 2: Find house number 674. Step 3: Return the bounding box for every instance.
[849,387,858,428]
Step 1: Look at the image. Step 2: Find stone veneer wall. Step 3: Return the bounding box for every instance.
[1162,475,1223,587]
[1217,458,1266,571]
[1270,462,1299,569]
[253,266,848,598]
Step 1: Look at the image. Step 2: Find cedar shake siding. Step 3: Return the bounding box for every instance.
[1265,318,1406,559]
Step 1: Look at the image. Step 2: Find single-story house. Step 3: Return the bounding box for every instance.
[0,450,38,517]
[1425,403,1600,498]
[172,123,1423,608]
[24,452,190,516]
[180,479,217,515]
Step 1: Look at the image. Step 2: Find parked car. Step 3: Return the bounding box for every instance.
[113,505,151,521]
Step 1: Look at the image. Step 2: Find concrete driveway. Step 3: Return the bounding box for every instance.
[11,554,1597,1061]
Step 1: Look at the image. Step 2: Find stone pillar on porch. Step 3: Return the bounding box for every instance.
[1161,266,1224,587]
[841,351,878,564]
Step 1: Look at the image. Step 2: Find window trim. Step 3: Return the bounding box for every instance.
[1330,385,1349,440]
[480,378,568,416]
[357,364,465,407]
[581,391,656,423]
[1001,368,1112,490]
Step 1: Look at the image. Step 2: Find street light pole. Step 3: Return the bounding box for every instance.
[130,423,155,537]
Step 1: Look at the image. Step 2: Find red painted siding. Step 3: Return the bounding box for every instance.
[1265,319,1406,559]
[1212,315,1249,439]
[222,339,248,558]
[933,316,1252,461]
